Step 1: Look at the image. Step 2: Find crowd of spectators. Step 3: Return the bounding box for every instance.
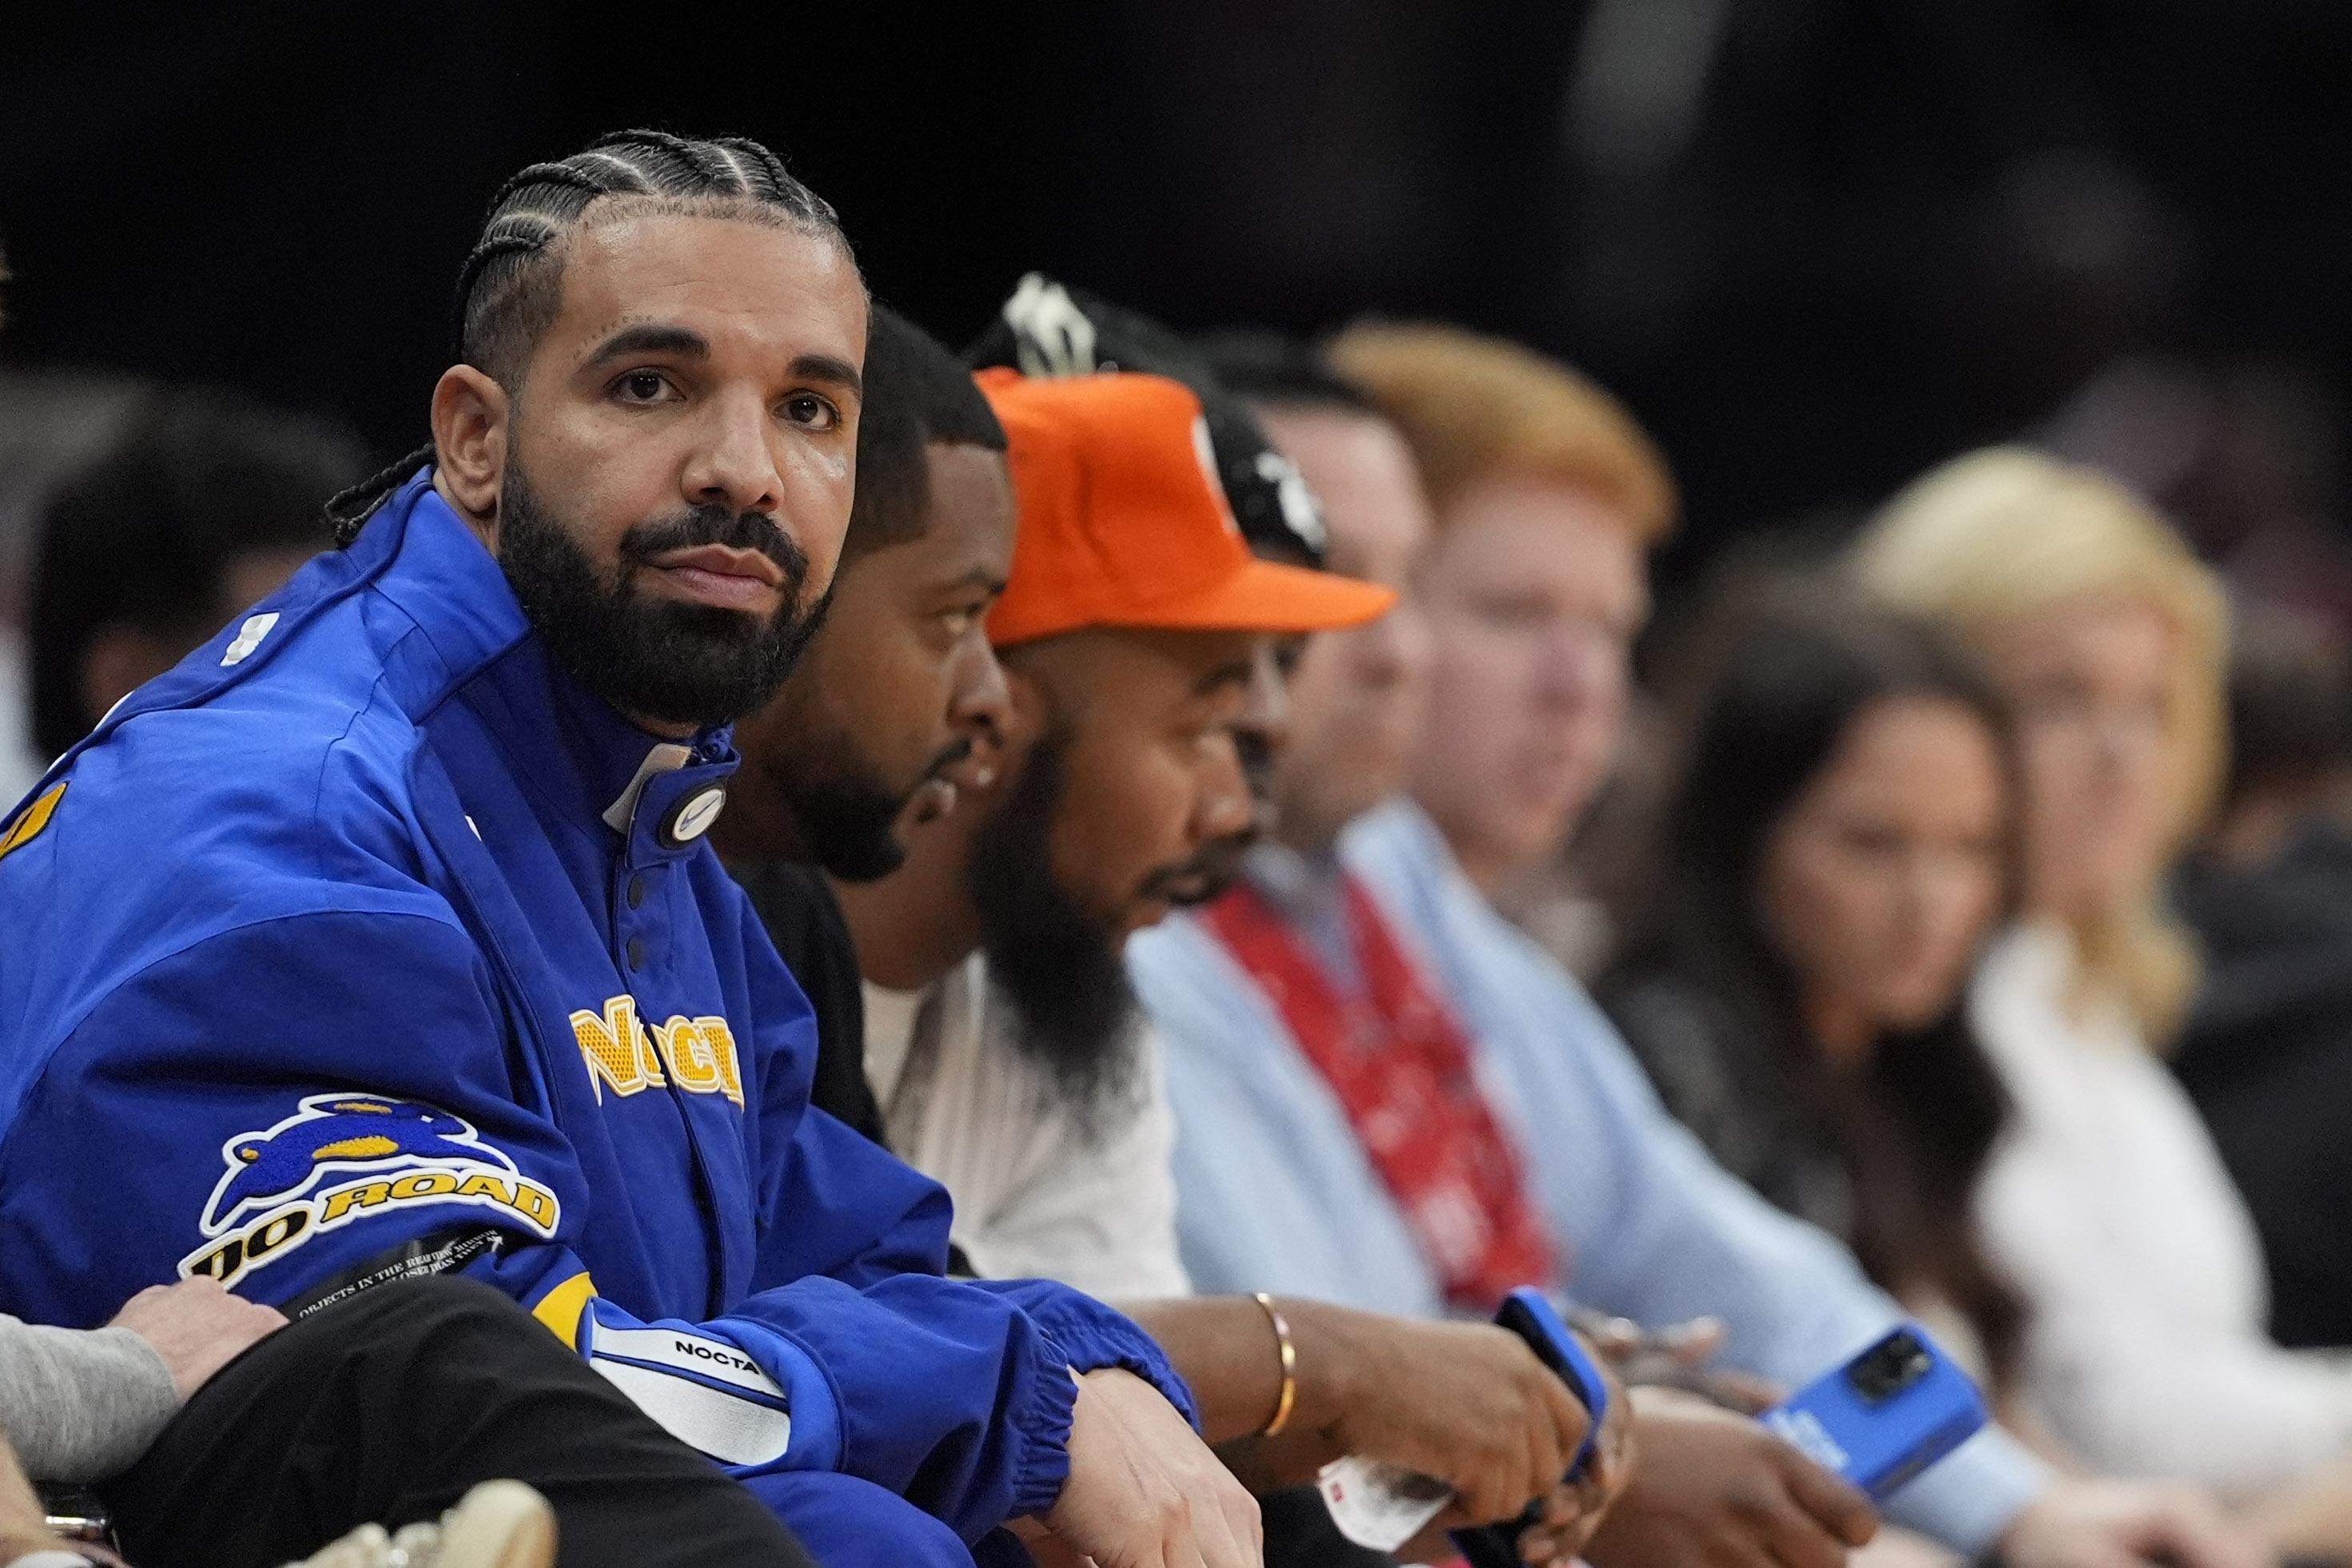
[3,120,2352,1568]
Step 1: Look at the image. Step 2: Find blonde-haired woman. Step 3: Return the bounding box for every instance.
[1857,448,2352,1546]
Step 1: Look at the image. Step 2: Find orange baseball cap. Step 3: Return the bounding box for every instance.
[978,368,1397,649]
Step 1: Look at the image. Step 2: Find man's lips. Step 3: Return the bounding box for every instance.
[640,544,786,611]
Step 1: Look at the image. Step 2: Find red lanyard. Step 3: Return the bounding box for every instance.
[1204,877,1556,1312]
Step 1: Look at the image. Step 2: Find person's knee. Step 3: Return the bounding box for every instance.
[739,1470,970,1568]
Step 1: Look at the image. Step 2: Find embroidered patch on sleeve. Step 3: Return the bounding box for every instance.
[179,1094,560,1289]
[0,782,66,861]
[581,1305,793,1467]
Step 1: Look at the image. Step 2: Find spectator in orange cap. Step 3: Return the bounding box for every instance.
[836,365,1394,1291]
[830,365,1633,1563]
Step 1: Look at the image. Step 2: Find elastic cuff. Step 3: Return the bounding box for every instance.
[1022,1295,1199,1431]
[1008,1343,1082,1519]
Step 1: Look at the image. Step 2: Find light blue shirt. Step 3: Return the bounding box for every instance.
[1129,797,2049,1555]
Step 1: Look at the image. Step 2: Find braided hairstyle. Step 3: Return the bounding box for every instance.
[328,129,850,544]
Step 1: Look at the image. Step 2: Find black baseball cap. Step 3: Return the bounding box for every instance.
[965,273,1330,568]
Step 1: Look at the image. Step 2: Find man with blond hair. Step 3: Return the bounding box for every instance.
[1136,321,2270,1568]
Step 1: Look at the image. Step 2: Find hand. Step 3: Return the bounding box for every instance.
[1294,1313,1593,1529]
[1583,1386,1877,1568]
[106,1276,285,1401]
[1045,1367,1263,1568]
[1515,1367,1639,1565]
[1578,1314,1781,1415]
[2000,1479,2273,1568]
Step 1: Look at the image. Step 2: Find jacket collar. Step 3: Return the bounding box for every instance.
[367,472,739,858]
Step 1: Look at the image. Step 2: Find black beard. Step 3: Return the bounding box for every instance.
[782,725,971,883]
[496,461,826,730]
[965,730,1141,1116]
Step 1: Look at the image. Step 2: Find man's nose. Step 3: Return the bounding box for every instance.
[948,638,1013,747]
[1537,620,1621,710]
[1237,640,1291,750]
[1192,737,1256,845]
[682,390,786,518]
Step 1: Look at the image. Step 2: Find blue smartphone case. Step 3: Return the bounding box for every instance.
[1761,1324,1988,1501]
[1452,1287,1611,1568]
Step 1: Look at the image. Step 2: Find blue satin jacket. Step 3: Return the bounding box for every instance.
[0,473,1186,1539]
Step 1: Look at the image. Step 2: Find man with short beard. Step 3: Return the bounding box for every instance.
[715,304,1021,1149]
[0,133,1256,1568]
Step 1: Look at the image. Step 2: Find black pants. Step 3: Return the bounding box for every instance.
[101,1276,816,1568]
[1260,1486,1399,1568]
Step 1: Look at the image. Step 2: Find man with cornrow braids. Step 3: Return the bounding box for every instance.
[0,131,1256,1568]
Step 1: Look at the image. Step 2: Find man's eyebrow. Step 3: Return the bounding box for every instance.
[921,566,1009,598]
[1194,660,1256,695]
[791,354,863,399]
[582,324,710,369]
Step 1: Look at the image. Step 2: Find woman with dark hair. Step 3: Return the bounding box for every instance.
[1598,584,2029,1395]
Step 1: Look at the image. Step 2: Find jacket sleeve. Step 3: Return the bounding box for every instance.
[0,909,587,1330]
[731,1077,1191,1527]
[724,1100,1078,1529]
[0,909,1082,1541]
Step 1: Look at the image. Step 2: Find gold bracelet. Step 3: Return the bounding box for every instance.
[1252,1291,1298,1438]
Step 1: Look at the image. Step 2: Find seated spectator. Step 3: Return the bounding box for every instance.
[2172,615,2352,1351]
[28,386,360,761]
[1858,449,2352,1530]
[722,298,1630,1568]
[1,1275,818,1568]
[1134,322,2266,1568]
[1598,588,2028,1406]
[0,131,1249,1568]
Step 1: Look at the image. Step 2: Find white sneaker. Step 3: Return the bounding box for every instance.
[285,1482,555,1568]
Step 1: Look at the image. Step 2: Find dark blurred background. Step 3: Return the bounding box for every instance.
[6,0,2352,777]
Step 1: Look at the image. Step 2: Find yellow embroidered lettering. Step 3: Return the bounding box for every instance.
[695,1017,745,1107]
[389,1171,458,1200]
[244,1208,311,1260]
[656,1016,722,1093]
[571,996,646,1102]
[320,1182,392,1221]
[457,1173,515,1204]
[513,1181,559,1228]
[634,1013,667,1088]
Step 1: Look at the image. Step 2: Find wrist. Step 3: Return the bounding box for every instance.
[1249,1294,1299,1437]
[1276,1298,1361,1435]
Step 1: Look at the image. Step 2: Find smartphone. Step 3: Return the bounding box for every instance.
[1760,1324,1988,1501]
[1451,1287,1612,1568]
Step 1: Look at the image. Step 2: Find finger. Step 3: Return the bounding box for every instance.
[1777,1448,1879,1548]
[1755,1493,1859,1568]
[1464,1398,1552,1526]
[1539,1369,1590,1472]
[1662,1317,1727,1363]
[1194,1488,1259,1568]
[1518,1523,1574,1566]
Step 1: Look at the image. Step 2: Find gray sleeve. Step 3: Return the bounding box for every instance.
[0,1316,181,1482]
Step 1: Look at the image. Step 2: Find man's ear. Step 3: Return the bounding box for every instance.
[429,366,509,537]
